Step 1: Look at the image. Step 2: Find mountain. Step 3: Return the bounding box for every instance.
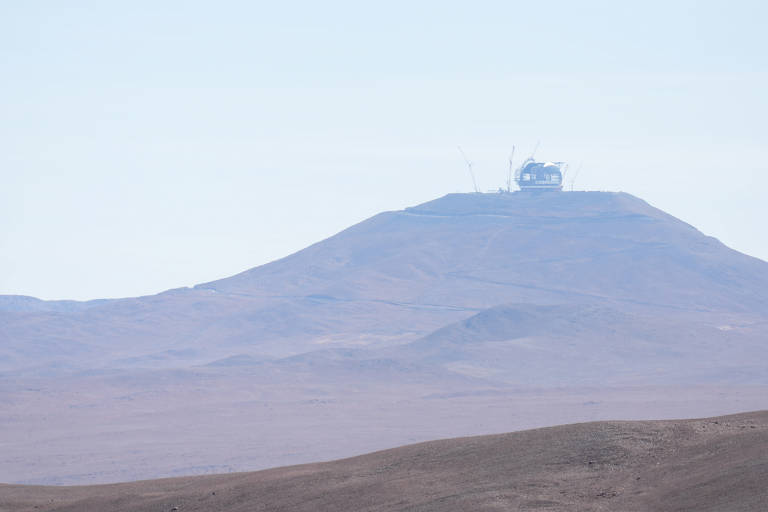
[2,411,767,512]
[2,190,768,485]
[2,191,768,374]
[200,191,768,314]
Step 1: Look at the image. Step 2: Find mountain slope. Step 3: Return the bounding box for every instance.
[201,191,768,313]
[388,302,768,385]
[2,191,768,374]
[2,411,767,512]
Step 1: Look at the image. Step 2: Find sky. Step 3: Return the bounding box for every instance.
[2,0,767,300]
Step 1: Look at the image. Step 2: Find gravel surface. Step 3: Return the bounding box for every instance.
[2,410,767,512]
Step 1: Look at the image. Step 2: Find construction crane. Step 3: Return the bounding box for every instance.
[457,146,479,193]
[506,146,515,193]
[530,141,540,159]
[568,163,583,191]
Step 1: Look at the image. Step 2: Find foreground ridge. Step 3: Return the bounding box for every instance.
[2,410,767,512]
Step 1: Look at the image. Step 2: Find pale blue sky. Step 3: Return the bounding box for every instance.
[2,1,767,300]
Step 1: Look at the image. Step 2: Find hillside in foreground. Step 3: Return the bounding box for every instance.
[2,410,767,512]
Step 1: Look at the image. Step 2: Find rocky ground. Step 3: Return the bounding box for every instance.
[2,410,767,512]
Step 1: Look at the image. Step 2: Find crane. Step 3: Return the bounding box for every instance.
[457,146,479,193]
[506,146,516,193]
[568,163,583,191]
[530,140,540,159]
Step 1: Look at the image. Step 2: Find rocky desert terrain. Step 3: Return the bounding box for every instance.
[2,410,767,511]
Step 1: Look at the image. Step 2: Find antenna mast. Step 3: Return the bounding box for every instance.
[457,146,479,193]
[506,146,515,192]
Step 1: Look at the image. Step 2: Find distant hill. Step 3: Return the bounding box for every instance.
[383,302,768,386]
[2,411,767,512]
[2,191,768,374]
[202,191,768,313]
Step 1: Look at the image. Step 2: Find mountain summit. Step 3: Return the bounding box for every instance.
[2,191,768,373]
[201,191,768,313]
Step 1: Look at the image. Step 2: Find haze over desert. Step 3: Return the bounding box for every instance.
[2,2,767,511]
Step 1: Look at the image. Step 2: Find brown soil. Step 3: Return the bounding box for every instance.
[2,410,767,512]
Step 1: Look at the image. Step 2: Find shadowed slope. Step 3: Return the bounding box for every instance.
[2,411,767,512]
[392,303,768,385]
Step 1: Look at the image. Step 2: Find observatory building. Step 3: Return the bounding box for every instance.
[515,159,564,191]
